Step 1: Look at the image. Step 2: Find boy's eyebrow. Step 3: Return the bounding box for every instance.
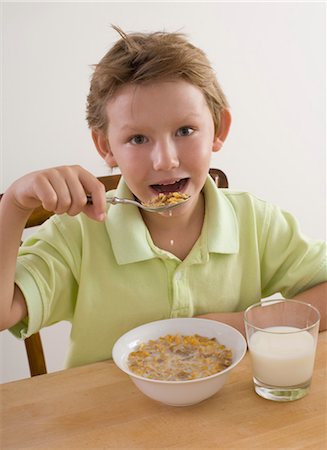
[118,114,203,131]
[118,124,148,134]
[178,113,203,122]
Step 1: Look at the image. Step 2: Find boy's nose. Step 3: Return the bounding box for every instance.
[152,139,180,171]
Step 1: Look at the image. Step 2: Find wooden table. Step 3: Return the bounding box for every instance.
[1,332,326,449]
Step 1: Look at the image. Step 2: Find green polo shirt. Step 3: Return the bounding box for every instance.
[12,175,326,368]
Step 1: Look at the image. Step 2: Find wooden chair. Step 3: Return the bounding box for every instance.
[2,168,228,377]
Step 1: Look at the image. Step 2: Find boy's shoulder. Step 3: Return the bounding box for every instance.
[219,188,271,208]
[220,188,265,199]
[216,188,279,226]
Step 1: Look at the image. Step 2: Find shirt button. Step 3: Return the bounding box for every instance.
[174,271,182,281]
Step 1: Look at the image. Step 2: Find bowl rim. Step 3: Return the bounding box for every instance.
[112,318,247,385]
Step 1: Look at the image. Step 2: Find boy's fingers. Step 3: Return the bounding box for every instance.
[79,176,106,221]
[41,168,76,214]
[32,173,64,212]
[83,196,107,221]
[13,166,107,222]
[49,166,106,221]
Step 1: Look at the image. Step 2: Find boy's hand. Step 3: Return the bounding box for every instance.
[6,165,107,222]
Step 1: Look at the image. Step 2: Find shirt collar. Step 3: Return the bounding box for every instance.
[204,175,239,254]
[106,175,239,265]
[105,177,156,265]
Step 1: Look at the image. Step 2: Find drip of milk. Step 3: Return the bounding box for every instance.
[248,326,316,386]
[169,209,174,246]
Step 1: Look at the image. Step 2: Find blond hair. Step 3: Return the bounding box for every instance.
[86,26,229,134]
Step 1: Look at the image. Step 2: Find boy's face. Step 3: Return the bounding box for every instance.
[97,80,225,210]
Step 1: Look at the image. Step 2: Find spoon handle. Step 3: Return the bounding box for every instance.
[106,197,138,206]
[86,195,139,207]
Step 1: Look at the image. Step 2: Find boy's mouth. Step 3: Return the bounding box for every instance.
[150,178,189,194]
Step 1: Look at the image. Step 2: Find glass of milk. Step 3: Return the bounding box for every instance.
[244,299,320,401]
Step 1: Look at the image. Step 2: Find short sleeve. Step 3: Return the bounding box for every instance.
[259,203,326,298]
[10,217,79,339]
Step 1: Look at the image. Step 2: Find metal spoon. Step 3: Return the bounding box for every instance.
[86,194,190,212]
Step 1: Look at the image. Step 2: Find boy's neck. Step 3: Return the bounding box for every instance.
[141,193,205,260]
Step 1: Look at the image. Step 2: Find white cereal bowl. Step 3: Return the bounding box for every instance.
[112,318,247,406]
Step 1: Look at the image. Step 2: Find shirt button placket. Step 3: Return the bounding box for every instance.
[171,268,190,318]
[174,271,182,282]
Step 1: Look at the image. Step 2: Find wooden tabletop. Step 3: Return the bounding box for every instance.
[1,332,326,449]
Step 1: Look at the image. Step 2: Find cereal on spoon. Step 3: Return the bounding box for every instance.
[142,192,190,208]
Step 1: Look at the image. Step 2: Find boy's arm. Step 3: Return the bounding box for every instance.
[0,195,30,329]
[293,282,327,331]
[196,311,246,336]
[196,282,327,336]
[0,166,106,331]
[196,311,245,336]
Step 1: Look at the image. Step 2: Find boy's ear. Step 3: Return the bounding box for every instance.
[212,109,232,152]
[91,129,117,167]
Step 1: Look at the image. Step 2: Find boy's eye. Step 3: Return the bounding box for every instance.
[176,127,194,137]
[130,135,148,145]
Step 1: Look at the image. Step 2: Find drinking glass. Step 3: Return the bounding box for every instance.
[244,299,320,401]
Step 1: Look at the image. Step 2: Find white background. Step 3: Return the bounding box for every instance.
[1,1,325,382]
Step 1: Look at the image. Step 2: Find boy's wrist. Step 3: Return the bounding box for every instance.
[1,189,35,217]
[195,311,246,337]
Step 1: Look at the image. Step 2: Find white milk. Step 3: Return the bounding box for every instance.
[248,326,316,386]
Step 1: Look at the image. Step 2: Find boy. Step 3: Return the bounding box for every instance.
[0,27,326,368]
